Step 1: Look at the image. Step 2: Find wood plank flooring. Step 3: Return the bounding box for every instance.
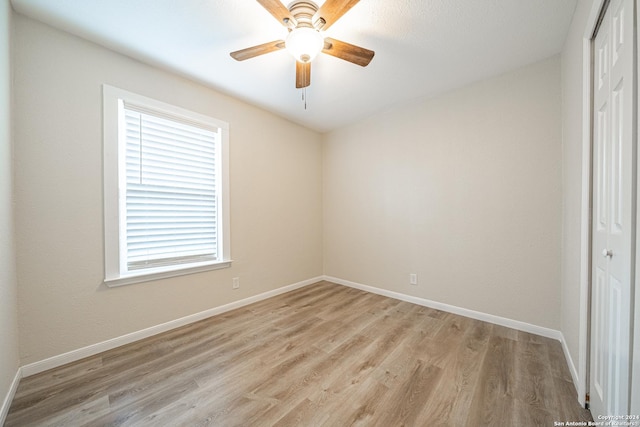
[5,281,592,426]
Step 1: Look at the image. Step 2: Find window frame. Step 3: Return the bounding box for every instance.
[103,84,231,287]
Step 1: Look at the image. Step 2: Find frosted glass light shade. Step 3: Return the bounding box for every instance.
[285,27,324,63]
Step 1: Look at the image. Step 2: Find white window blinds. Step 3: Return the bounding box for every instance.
[123,105,220,271]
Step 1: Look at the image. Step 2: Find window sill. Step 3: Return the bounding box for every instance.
[104,260,233,288]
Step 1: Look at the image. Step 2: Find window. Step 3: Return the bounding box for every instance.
[103,85,230,287]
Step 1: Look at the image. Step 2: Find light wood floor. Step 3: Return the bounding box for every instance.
[6,281,592,426]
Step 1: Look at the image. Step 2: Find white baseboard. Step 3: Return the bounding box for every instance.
[0,367,22,425]
[323,275,562,341]
[21,276,322,377]
[18,274,568,381]
[559,332,582,401]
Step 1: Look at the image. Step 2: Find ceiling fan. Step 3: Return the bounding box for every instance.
[230,0,375,89]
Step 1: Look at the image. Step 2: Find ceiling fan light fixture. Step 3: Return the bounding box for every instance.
[285,27,324,63]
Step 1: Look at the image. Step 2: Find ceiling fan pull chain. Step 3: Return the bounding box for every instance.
[303,87,307,110]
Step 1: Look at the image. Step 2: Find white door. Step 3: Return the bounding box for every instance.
[590,0,636,418]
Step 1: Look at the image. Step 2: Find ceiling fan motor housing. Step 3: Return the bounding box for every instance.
[287,1,320,29]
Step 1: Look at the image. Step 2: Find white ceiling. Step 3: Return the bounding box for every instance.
[10,0,578,133]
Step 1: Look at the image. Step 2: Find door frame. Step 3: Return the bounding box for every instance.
[578,0,638,410]
[577,0,606,408]
[632,0,640,415]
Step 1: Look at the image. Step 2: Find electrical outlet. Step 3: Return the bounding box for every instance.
[409,273,418,285]
[232,277,240,289]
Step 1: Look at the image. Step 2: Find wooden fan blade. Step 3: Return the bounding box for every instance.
[322,37,374,67]
[296,61,311,88]
[230,40,285,61]
[313,0,360,30]
[257,0,296,27]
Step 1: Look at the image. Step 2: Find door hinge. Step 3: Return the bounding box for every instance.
[585,392,590,410]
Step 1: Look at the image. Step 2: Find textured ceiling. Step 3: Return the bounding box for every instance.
[10,0,578,132]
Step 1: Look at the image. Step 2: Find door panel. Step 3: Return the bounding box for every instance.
[594,267,607,400]
[612,82,623,231]
[590,0,635,419]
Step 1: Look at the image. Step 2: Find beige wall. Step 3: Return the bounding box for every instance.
[0,0,20,414]
[323,57,563,329]
[12,14,323,365]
